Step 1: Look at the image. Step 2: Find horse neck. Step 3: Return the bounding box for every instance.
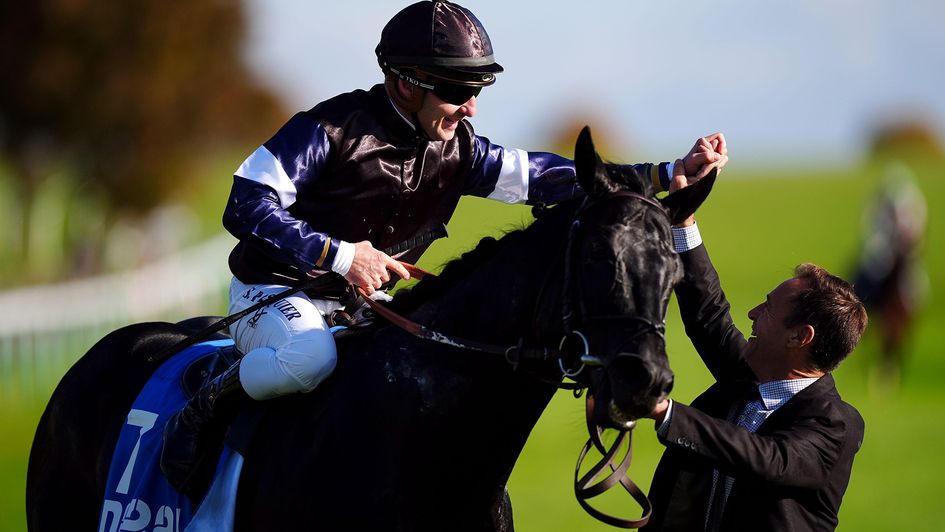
[339,209,579,505]
[394,214,573,493]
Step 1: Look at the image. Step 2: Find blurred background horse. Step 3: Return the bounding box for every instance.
[852,162,929,388]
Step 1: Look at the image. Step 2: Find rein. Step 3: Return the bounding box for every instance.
[357,282,580,389]
[562,190,665,528]
[360,189,669,528]
[574,394,652,528]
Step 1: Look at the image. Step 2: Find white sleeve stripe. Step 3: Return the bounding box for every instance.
[235,145,298,208]
[485,148,529,204]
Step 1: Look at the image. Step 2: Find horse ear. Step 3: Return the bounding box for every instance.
[575,126,607,198]
[659,168,717,225]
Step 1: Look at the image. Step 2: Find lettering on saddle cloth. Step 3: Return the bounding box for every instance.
[97,340,236,532]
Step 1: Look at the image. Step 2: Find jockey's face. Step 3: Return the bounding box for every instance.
[416,88,477,142]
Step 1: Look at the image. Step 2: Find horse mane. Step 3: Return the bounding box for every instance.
[390,200,579,314]
[390,232,521,314]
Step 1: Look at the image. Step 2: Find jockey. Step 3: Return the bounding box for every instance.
[161,0,725,498]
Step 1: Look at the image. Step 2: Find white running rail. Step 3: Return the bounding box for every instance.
[0,233,235,405]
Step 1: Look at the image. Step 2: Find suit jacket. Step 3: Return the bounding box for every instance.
[642,244,865,532]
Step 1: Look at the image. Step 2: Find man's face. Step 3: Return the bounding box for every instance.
[415,88,477,141]
[743,277,808,372]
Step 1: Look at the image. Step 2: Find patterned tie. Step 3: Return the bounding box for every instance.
[705,389,769,531]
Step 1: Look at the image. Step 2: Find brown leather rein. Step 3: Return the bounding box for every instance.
[356,265,579,389]
[575,395,652,528]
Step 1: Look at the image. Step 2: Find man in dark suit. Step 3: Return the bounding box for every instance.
[642,165,869,531]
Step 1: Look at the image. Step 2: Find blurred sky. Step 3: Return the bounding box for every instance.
[243,0,945,166]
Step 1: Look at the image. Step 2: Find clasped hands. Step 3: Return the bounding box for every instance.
[676,132,728,192]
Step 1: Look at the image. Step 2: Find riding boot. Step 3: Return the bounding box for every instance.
[160,358,250,500]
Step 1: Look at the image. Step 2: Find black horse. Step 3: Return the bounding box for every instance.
[27,128,714,531]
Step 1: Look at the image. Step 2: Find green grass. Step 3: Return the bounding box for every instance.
[4,157,944,531]
[0,404,42,531]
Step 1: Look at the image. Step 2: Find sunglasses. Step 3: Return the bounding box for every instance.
[390,67,482,105]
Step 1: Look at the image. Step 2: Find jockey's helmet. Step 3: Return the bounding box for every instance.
[376,1,503,93]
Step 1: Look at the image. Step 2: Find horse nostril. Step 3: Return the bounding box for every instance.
[663,374,675,396]
[611,353,658,391]
[647,367,674,398]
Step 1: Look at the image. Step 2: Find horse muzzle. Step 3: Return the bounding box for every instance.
[601,352,674,423]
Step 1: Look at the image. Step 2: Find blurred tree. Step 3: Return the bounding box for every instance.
[868,120,944,161]
[547,113,623,161]
[0,0,285,264]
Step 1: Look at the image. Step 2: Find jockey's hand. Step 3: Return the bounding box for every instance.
[682,132,729,180]
[345,241,410,295]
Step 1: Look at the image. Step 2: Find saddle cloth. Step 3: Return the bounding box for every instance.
[97,339,243,532]
[98,324,363,532]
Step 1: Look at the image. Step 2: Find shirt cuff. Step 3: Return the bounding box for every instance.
[671,223,702,253]
[656,399,674,437]
[330,240,355,276]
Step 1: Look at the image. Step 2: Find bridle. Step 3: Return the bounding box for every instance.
[359,189,672,528]
[558,190,670,528]
[558,191,668,376]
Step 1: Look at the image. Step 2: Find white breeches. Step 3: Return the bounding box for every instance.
[227,278,343,400]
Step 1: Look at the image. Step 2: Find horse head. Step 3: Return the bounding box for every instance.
[568,126,715,427]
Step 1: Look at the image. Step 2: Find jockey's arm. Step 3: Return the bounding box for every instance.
[222,115,360,281]
[462,135,677,204]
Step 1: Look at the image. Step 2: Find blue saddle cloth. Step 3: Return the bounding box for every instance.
[97,339,235,532]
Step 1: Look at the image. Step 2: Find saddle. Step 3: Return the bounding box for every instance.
[180,344,241,399]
